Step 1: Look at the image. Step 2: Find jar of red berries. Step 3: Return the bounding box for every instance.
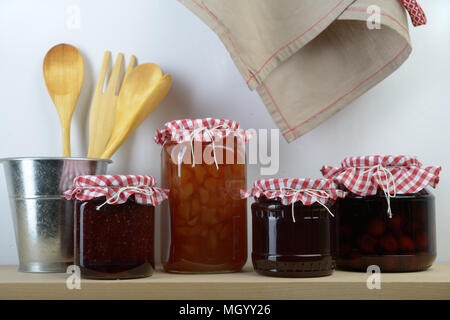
[321,155,441,272]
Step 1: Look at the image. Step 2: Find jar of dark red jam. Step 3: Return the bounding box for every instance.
[335,188,436,272]
[64,175,169,279]
[243,178,346,278]
[321,155,441,273]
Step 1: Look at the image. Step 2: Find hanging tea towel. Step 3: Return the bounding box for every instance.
[178,0,426,142]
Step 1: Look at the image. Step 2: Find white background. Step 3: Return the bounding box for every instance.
[0,0,449,265]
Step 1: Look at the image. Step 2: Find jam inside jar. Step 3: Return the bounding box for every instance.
[75,197,155,279]
[336,188,436,272]
[160,138,247,273]
[252,196,334,278]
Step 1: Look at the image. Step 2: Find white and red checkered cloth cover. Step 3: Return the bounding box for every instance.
[63,175,169,206]
[321,155,441,196]
[400,0,427,27]
[154,118,254,145]
[241,178,346,206]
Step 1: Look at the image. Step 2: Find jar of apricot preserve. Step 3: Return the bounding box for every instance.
[64,175,169,279]
[155,118,253,273]
[242,178,346,277]
[322,155,441,272]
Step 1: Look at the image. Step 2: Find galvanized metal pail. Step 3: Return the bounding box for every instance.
[0,157,112,272]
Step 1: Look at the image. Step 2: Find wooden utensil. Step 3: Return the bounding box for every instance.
[87,52,136,158]
[101,63,172,159]
[43,43,84,157]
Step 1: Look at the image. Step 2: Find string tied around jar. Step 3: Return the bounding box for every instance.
[361,164,397,218]
[189,125,230,170]
[277,187,335,223]
[95,185,155,210]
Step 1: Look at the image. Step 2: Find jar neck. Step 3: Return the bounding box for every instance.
[338,184,433,199]
[255,196,334,208]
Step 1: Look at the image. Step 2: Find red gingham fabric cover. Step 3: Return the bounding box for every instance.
[399,0,427,27]
[241,178,346,206]
[321,155,441,196]
[154,118,254,145]
[63,175,169,206]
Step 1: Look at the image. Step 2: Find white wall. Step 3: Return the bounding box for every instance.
[0,0,449,264]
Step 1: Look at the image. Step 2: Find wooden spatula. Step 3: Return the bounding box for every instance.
[87,52,136,158]
[101,63,172,159]
[43,43,84,157]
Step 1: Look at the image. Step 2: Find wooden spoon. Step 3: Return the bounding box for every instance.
[43,43,84,157]
[101,63,172,159]
[87,52,136,158]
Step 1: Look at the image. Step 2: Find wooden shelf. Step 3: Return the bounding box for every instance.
[1,264,450,300]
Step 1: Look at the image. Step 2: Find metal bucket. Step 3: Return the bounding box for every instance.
[0,157,112,272]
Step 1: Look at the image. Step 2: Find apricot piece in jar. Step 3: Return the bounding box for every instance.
[200,226,208,237]
[199,187,210,205]
[191,198,201,217]
[201,206,219,225]
[220,224,233,240]
[179,244,196,257]
[207,231,219,250]
[173,216,186,227]
[178,203,191,221]
[173,166,192,187]
[188,224,203,236]
[209,195,227,207]
[204,177,219,192]
[181,183,194,199]
[193,165,207,184]
[175,227,190,237]
[187,215,200,226]
[207,164,221,178]
[216,208,226,223]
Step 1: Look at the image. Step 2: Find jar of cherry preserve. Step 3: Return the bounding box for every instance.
[64,175,169,279]
[322,155,441,272]
[155,118,253,273]
[242,178,346,277]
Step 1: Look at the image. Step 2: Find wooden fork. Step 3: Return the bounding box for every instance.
[87,51,136,158]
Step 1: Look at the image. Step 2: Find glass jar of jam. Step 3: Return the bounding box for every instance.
[155,118,253,273]
[335,188,436,272]
[321,155,441,272]
[243,178,346,277]
[64,175,169,279]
